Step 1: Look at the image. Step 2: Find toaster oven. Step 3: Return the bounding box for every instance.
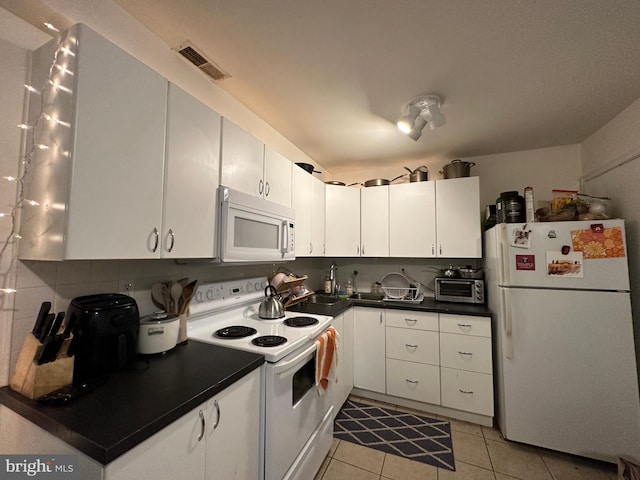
[435,277,485,304]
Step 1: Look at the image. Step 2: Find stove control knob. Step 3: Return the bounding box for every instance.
[255,281,262,291]
[246,281,254,293]
[195,291,203,303]
[206,289,215,300]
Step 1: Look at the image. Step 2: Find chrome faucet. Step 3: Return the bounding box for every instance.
[329,263,338,295]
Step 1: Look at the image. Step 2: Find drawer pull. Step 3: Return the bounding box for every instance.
[458,351,473,356]
[459,389,474,394]
[405,344,418,349]
[405,379,419,384]
[405,318,417,325]
[457,323,472,329]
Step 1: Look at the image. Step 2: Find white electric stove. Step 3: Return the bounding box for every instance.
[187,277,335,480]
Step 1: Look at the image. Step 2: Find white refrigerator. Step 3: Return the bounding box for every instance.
[485,219,640,462]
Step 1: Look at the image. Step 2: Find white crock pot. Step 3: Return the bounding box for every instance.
[138,312,180,354]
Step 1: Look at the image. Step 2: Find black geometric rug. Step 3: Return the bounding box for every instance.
[334,399,455,471]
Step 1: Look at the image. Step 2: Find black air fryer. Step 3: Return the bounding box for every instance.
[67,293,139,384]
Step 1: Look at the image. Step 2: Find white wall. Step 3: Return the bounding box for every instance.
[0,37,27,385]
[580,97,640,371]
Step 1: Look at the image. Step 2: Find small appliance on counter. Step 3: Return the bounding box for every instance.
[67,293,139,383]
[435,277,485,304]
[138,312,180,354]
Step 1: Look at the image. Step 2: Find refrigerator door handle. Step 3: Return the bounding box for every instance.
[502,288,513,359]
[499,225,509,285]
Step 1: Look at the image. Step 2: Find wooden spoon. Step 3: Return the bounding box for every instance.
[170,282,183,314]
[151,283,166,310]
[180,280,198,315]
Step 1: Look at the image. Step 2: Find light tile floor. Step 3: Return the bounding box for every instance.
[315,396,618,480]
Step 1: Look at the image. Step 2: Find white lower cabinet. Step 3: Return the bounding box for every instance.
[105,368,261,480]
[353,307,385,393]
[386,359,441,405]
[332,308,354,412]
[440,368,493,417]
[353,308,493,421]
[439,314,494,416]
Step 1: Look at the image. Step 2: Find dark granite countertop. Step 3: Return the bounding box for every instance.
[0,340,264,465]
[289,295,492,317]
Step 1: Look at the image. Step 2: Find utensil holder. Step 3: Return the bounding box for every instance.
[10,334,74,399]
[177,313,188,345]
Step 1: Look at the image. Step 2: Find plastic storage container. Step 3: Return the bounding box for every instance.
[496,191,525,223]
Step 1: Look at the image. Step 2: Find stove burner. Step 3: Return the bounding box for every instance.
[251,335,288,347]
[284,316,319,327]
[214,326,257,339]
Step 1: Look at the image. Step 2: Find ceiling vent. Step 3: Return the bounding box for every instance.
[173,41,230,82]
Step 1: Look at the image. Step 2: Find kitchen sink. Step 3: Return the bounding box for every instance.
[349,292,385,301]
[307,294,344,305]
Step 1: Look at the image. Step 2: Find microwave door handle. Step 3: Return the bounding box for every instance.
[281,220,289,254]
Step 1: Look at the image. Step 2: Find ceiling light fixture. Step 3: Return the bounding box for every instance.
[397,94,446,141]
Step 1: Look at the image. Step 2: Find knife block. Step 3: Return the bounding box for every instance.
[10,334,74,400]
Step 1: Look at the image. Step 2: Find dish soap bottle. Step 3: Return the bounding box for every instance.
[345,277,353,296]
[323,274,332,294]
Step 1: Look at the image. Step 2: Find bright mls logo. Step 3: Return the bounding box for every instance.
[0,455,77,479]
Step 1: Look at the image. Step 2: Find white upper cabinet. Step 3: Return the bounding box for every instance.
[264,147,292,207]
[389,182,436,257]
[360,185,389,257]
[311,174,326,255]
[163,83,220,258]
[20,23,168,260]
[435,176,482,258]
[292,166,325,256]
[220,119,292,207]
[325,184,360,257]
[388,178,481,258]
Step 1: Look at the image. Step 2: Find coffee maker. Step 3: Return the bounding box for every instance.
[67,293,139,383]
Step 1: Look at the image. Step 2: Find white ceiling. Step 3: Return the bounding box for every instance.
[11,1,640,173]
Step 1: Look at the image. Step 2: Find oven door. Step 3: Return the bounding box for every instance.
[264,343,334,480]
[218,186,295,263]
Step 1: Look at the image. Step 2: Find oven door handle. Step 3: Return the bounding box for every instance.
[273,343,316,375]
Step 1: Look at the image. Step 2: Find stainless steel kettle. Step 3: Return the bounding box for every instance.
[259,285,285,319]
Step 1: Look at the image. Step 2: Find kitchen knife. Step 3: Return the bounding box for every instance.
[38,313,56,342]
[31,301,52,341]
[38,312,66,364]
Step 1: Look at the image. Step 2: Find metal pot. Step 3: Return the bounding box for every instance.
[440,159,475,179]
[404,166,429,182]
[458,266,484,279]
[259,285,284,319]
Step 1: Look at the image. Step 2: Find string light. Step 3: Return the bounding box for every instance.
[24,84,41,95]
[44,22,60,33]
[0,22,76,292]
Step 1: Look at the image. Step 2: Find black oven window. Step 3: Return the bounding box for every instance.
[292,355,315,405]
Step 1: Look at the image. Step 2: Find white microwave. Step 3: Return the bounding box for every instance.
[217,186,295,263]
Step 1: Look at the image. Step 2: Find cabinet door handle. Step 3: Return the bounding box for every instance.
[309,242,313,254]
[379,312,383,324]
[259,179,264,195]
[150,227,159,253]
[439,244,442,255]
[431,244,435,255]
[357,245,360,256]
[265,181,270,197]
[458,351,473,356]
[166,228,175,253]
[459,389,474,394]
[405,379,419,384]
[197,409,205,441]
[213,399,220,430]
